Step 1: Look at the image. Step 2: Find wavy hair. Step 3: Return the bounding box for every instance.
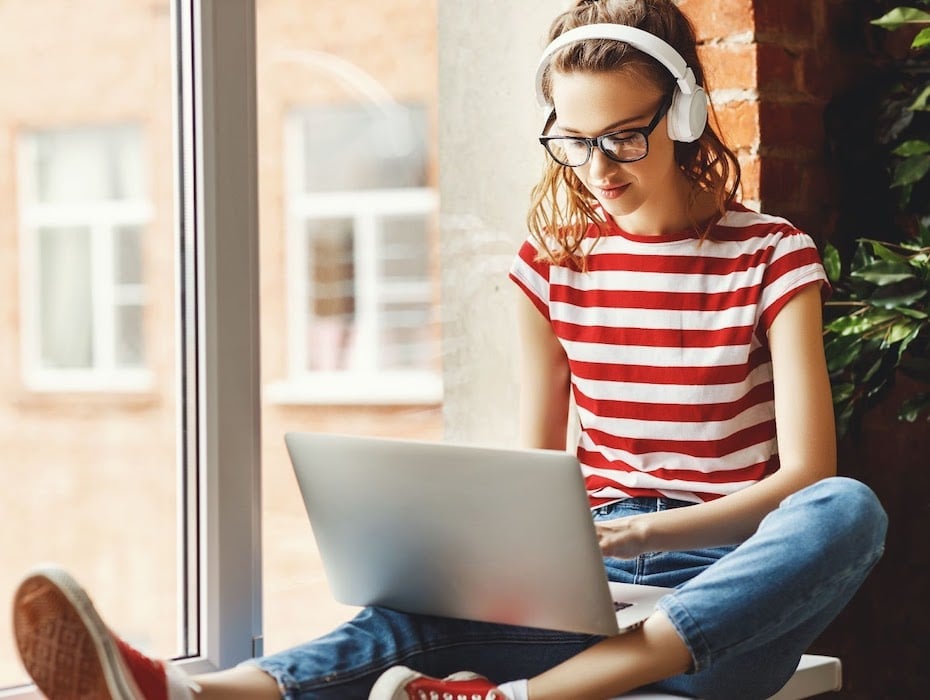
[527,0,741,266]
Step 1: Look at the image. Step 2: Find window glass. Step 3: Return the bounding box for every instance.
[256,0,441,655]
[300,104,427,191]
[37,226,94,368]
[0,0,180,689]
[21,126,151,385]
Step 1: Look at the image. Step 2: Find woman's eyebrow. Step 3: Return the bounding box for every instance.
[557,111,652,136]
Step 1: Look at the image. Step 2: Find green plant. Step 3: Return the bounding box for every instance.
[871,2,930,215]
[823,2,930,436]
[823,237,930,435]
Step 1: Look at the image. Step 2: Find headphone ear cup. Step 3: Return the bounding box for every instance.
[666,86,708,143]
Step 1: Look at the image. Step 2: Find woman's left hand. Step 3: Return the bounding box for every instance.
[594,516,648,559]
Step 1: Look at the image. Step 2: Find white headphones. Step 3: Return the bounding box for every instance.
[535,23,708,143]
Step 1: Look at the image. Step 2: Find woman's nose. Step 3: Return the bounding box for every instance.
[586,147,618,181]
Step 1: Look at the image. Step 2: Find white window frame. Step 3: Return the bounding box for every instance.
[266,114,442,406]
[17,129,155,393]
[175,0,263,675]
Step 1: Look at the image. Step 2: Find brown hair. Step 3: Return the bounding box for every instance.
[527,0,741,265]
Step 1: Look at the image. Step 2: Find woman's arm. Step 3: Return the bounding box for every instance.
[515,291,572,451]
[596,283,837,557]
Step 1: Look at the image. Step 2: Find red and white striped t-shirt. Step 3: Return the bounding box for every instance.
[509,204,829,506]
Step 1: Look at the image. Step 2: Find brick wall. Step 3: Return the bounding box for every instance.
[679,0,872,241]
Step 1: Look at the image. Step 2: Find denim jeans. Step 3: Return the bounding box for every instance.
[247,477,886,700]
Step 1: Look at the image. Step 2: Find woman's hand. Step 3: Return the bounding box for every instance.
[594,515,648,559]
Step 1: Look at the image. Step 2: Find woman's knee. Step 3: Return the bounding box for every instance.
[790,477,887,554]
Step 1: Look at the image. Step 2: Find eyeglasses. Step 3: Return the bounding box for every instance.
[539,94,673,167]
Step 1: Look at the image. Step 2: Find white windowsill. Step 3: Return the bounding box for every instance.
[22,368,156,394]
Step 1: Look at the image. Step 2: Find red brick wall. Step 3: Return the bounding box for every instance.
[679,0,870,240]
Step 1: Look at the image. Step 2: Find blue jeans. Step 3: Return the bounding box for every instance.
[247,477,886,700]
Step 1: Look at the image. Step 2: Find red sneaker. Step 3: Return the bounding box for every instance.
[369,665,503,700]
[13,566,197,700]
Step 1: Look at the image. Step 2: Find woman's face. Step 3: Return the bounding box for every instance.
[549,67,689,234]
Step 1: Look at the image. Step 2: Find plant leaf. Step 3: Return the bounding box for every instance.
[884,320,920,347]
[850,259,915,284]
[825,334,863,373]
[872,7,930,30]
[913,27,930,48]
[870,286,927,310]
[893,139,930,156]
[898,393,930,422]
[835,401,854,438]
[823,243,842,283]
[825,309,896,335]
[867,240,909,263]
[862,355,886,383]
[897,306,930,319]
[891,153,930,187]
[911,85,930,111]
[831,382,856,404]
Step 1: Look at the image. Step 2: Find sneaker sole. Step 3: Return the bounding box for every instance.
[368,666,490,700]
[13,566,144,700]
[368,665,420,700]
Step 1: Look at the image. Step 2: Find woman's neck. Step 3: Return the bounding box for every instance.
[611,176,719,236]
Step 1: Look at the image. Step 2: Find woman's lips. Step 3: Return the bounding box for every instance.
[593,183,630,200]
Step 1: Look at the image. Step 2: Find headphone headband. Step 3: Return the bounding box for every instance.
[534,23,707,143]
[535,23,698,108]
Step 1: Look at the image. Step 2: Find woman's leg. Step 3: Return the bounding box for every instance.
[14,565,597,700]
[653,477,887,699]
[248,605,599,699]
[192,666,281,699]
[530,477,886,700]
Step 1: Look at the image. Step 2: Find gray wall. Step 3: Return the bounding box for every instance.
[438,1,565,446]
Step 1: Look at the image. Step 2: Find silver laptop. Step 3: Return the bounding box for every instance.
[284,431,672,636]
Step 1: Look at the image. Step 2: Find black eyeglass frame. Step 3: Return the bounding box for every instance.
[539,94,674,167]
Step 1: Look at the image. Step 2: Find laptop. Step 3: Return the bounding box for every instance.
[284,431,672,636]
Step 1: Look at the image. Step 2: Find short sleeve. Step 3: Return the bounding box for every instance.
[758,229,831,334]
[509,237,552,320]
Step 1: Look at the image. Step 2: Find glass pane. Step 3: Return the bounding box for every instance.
[115,304,145,367]
[0,0,180,689]
[38,226,94,369]
[33,125,145,204]
[257,0,441,656]
[377,302,434,370]
[381,215,429,282]
[300,104,427,192]
[306,219,355,372]
[115,225,143,285]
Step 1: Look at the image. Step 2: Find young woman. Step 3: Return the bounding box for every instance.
[12,1,887,699]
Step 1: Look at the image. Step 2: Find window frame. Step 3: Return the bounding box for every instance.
[174,0,263,675]
[266,111,441,406]
[17,126,155,393]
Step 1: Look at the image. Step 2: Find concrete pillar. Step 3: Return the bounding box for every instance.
[438,1,565,446]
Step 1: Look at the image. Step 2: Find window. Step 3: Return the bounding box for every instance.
[0,0,261,693]
[18,125,152,391]
[268,104,441,404]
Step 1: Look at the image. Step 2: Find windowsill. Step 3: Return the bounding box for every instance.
[14,369,160,410]
[22,368,155,393]
[265,372,443,406]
